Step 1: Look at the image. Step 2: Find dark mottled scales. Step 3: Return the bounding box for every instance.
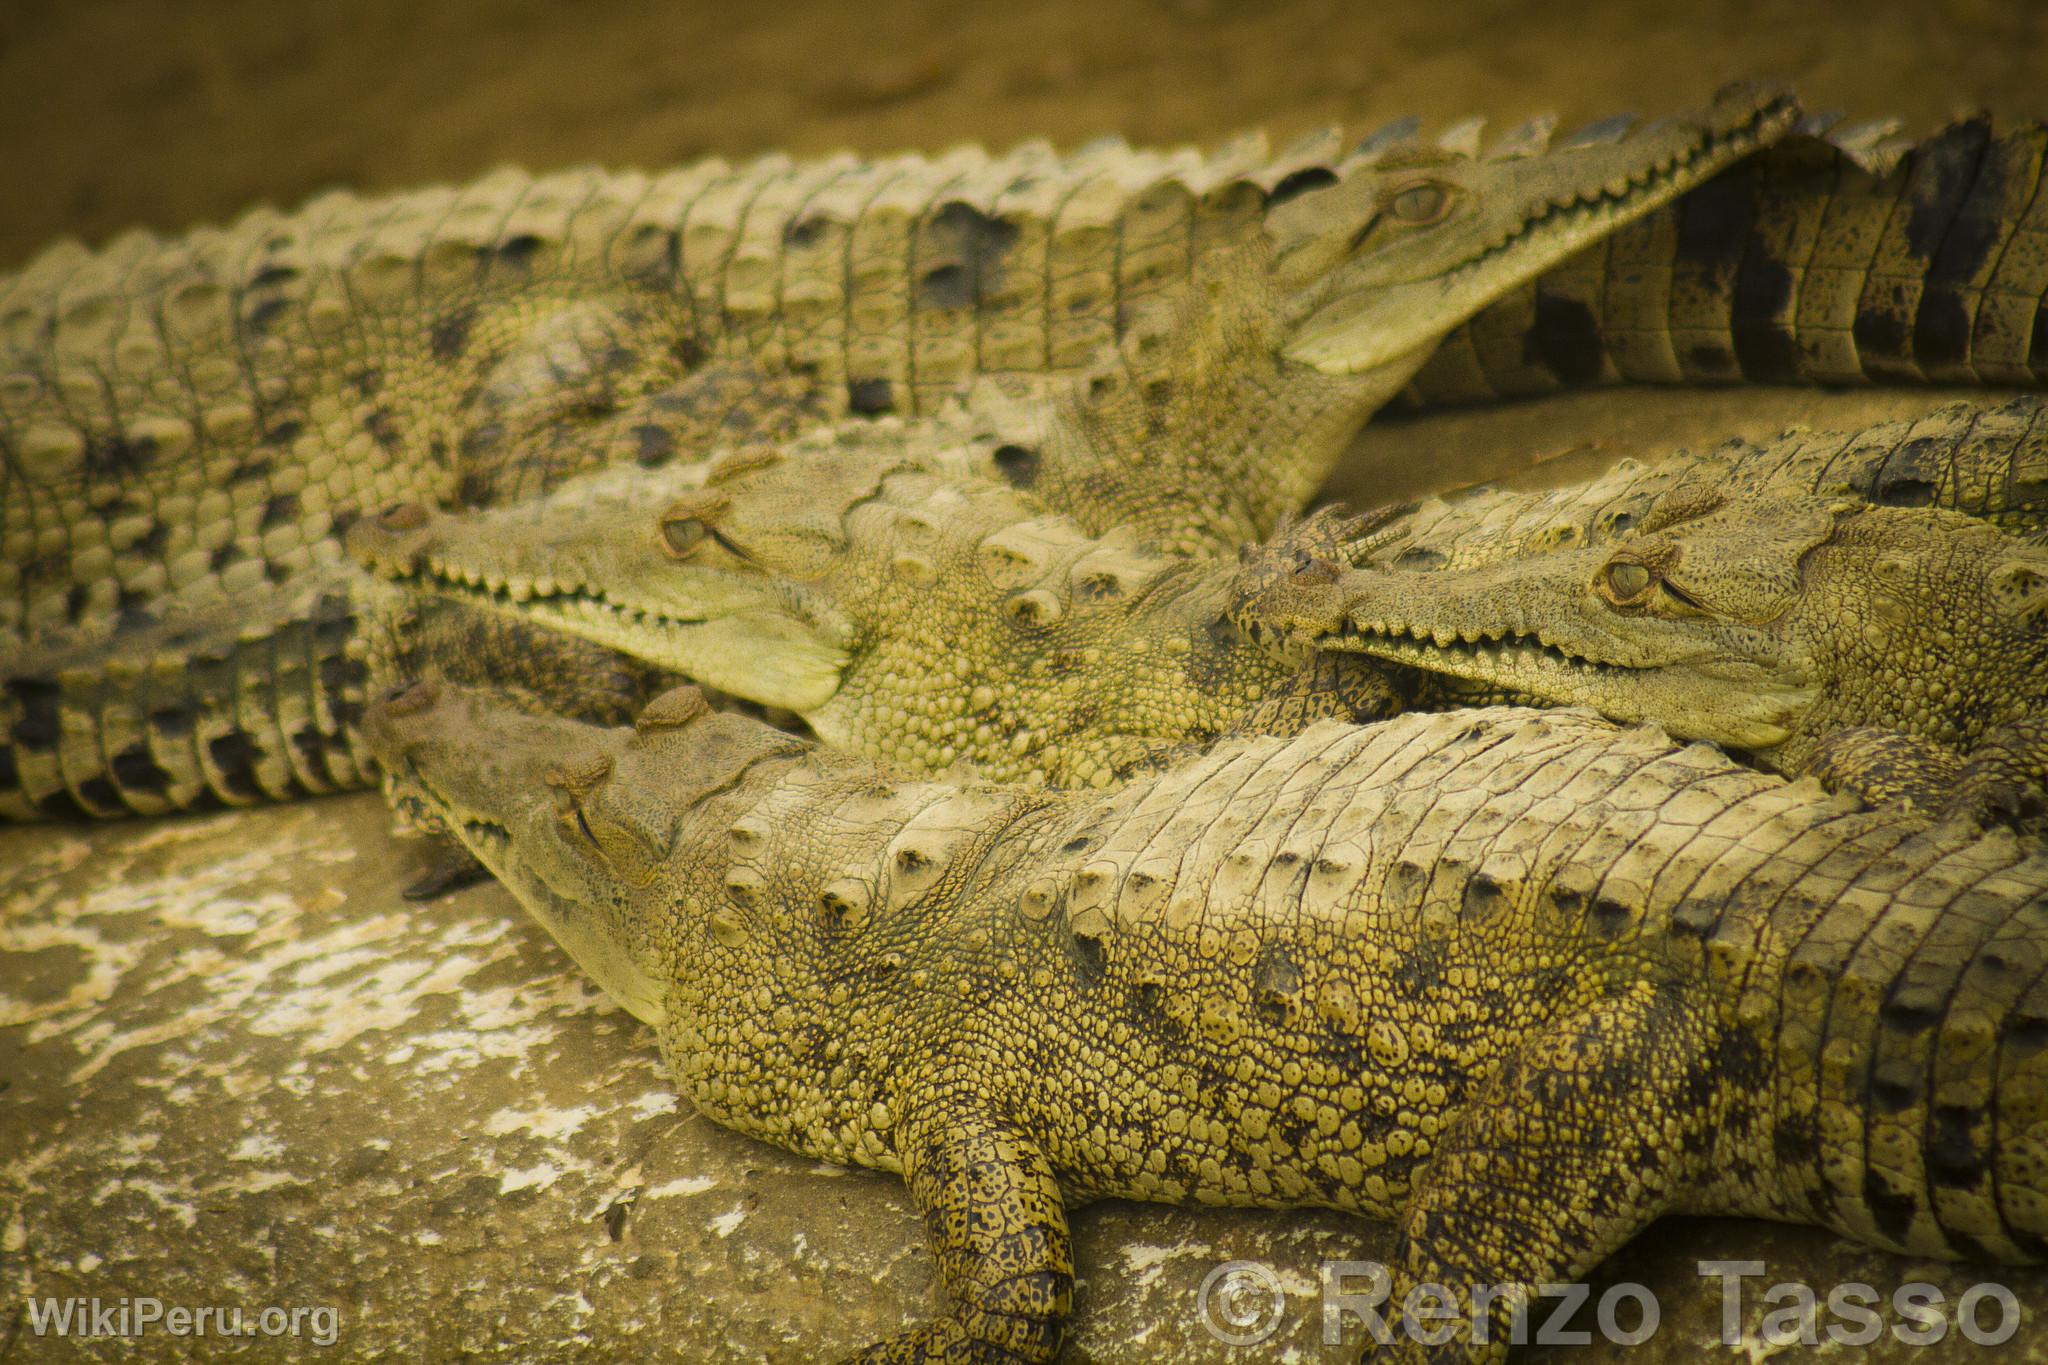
[260,493,301,530]
[364,408,401,451]
[206,733,266,799]
[85,432,158,477]
[430,308,476,359]
[915,202,1021,312]
[109,746,174,797]
[7,679,61,750]
[847,378,894,414]
[1526,295,1606,384]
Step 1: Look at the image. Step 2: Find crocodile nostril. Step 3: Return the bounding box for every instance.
[546,752,615,794]
[383,679,441,715]
[380,501,430,531]
[636,685,710,731]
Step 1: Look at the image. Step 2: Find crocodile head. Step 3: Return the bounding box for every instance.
[1261,489,1848,754]
[347,451,882,713]
[1269,81,1798,374]
[366,679,807,1024]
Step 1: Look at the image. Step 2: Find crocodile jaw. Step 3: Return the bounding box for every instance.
[1335,622,1814,753]
[500,592,848,713]
[366,690,673,1027]
[1284,84,1798,374]
[367,558,851,714]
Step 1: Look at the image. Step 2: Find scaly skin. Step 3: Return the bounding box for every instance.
[14,385,2042,820]
[1348,395,2048,573]
[349,433,1397,789]
[2,86,1797,819]
[351,395,2048,800]
[366,680,2048,1363]
[1241,485,2048,801]
[0,567,658,820]
[1409,116,2048,406]
[0,84,1792,646]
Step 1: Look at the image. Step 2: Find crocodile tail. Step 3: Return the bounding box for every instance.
[1764,827,2048,1263]
[0,576,383,820]
[0,573,665,822]
[1409,119,2048,405]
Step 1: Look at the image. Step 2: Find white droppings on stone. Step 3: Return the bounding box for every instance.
[629,1090,679,1120]
[499,1162,565,1195]
[384,1023,563,1075]
[91,1177,198,1229]
[460,972,622,1031]
[10,810,539,1079]
[1120,1240,1216,1290]
[710,1205,749,1238]
[232,1133,286,1161]
[645,1175,719,1199]
[484,1103,602,1142]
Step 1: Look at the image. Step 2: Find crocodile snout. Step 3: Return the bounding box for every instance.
[363,677,448,764]
[345,501,438,576]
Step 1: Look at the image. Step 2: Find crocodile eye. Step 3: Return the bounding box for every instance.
[659,516,706,558]
[549,786,604,851]
[379,501,430,531]
[1601,561,1654,605]
[1388,182,1451,225]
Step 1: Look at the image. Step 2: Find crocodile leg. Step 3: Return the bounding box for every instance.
[1950,716,2048,830]
[1800,719,2048,834]
[1801,725,1969,811]
[1236,651,1404,736]
[1373,981,1716,1363]
[850,1105,1073,1365]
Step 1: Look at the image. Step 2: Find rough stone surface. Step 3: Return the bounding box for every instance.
[6,791,2048,1361]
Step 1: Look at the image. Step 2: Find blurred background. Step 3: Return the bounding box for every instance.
[3,0,2041,267]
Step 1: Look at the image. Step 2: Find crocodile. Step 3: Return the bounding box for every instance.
[10,103,2045,648]
[0,82,1793,648]
[1340,394,2048,568]
[347,395,2048,808]
[365,677,2048,1362]
[19,377,2048,823]
[348,431,1404,792]
[1236,481,2048,817]
[0,90,1802,822]
[0,85,1800,819]
[1406,115,2048,407]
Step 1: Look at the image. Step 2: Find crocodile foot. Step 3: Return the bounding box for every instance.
[1948,718,2048,835]
[1803,723,2048,834]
